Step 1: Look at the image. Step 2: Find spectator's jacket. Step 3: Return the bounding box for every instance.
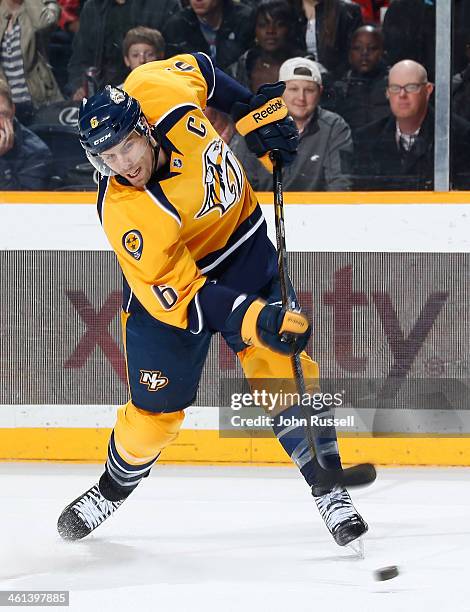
[452,66,470,123]
[0,0,63,107]
[68,0,180,91]
[382,0,435,79]
[231,106,353,191]
[353,107,470,190]
[163,1,255,71]
[323,62,389,133]
[0,118,52,190]
[293,0,363,77]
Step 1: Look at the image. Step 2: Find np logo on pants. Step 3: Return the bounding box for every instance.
[139,370,169,391]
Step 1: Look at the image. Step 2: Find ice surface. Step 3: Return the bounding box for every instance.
[0,463,469,612]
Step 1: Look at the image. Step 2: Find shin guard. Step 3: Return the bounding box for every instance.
[104,402,185,496]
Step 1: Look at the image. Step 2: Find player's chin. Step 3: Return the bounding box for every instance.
[125,168,147,188]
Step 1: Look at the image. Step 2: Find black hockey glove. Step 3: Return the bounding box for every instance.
[231,82,298,172]
[226,297,310,356]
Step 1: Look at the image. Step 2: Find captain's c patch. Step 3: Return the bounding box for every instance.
[122,229,143,260]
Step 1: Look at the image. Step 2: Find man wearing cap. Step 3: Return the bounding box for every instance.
[231,56,353,191]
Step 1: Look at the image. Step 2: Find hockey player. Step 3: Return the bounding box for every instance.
[57,52,368,547]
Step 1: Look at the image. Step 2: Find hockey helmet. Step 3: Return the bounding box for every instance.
[78,86,153,176]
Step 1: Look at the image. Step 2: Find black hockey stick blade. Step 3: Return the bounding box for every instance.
[316,463,377,489]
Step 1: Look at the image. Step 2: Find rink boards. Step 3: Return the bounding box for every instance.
[3,190,470,465]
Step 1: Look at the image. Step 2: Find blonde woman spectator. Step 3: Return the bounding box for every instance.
[0,0,63,124]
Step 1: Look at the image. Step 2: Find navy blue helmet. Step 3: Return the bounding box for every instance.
[78,86,143,155]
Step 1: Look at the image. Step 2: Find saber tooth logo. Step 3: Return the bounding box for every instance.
[139,370,169,391]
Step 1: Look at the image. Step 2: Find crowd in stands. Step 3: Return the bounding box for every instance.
[0,0,469,191]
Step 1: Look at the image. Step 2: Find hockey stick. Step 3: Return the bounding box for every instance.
[270,150,376,489]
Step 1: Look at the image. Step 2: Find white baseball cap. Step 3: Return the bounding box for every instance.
[279,57,322,85]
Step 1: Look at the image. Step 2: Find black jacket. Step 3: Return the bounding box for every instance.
[293,0,363,78]
[323,62,389,133]
[382,0,435,78]
[452,66,470,123]
[68,0,180,91]
[0,119,52,190]
[383,0,470,80]
[353,107,470,190]
[163,1,255,71]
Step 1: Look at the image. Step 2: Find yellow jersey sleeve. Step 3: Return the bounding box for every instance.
[123,54,210,123]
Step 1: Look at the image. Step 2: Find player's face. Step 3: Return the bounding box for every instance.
[283,80,321,123]
[100,132,155,187]
[255,13,289,53]
[124,43,161,70]
[349,31,383,74]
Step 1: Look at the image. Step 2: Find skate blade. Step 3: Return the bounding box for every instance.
[348,537,365,559]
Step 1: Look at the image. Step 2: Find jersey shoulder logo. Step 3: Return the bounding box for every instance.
[139,370,169,392]
[196,139,244,219]
[122,229,143,260]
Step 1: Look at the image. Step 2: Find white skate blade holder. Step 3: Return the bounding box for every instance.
[348,537,365,559]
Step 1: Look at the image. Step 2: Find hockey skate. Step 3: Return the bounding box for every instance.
[57,483,125,541]
[313,484,368,547]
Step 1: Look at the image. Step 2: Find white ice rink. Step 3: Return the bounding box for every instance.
[0,463,469,612]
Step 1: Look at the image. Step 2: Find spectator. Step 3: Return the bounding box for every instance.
[0,79,52,189]
[163,0,255,72]
[453,0,470,77]
[289,0,363,78]
[203,106,235,143]
[122,27,165,75]
[48,1,80,96]
[352,0,388,23]
[57,0,80,33]
[383,0,470,81]
[228,0,302,92]
[0,0,63,124]
[231,57,353,191]
[323,25,389,132]
[353,59,470,190]
[68,0,179,101]
[382,0,435,79]
[452,38,470,123]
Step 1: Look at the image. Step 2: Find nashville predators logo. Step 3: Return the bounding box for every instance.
[90,116,99,128]
[140,370,169,392]
[122,229,143,260]
[196,139,244,219]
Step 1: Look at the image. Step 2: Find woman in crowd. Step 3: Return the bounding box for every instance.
[289,0,363,78]
[228,0,302,93]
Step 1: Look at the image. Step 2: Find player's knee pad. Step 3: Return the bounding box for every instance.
[239,345,319,381]
[238,345,320,411]
[114,401,185,464]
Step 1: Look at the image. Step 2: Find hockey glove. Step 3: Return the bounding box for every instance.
[227,297,310,356]
[231,82,298,172]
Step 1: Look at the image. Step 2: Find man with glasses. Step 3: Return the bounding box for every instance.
[353,58,470,190]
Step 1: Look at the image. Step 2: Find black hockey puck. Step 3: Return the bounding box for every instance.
[374,566,399,581]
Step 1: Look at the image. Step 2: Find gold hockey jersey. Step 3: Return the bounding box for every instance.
[97,54,265,330]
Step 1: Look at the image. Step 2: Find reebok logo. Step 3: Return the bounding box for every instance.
[139,369,169,391]
[253,99,283,123]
